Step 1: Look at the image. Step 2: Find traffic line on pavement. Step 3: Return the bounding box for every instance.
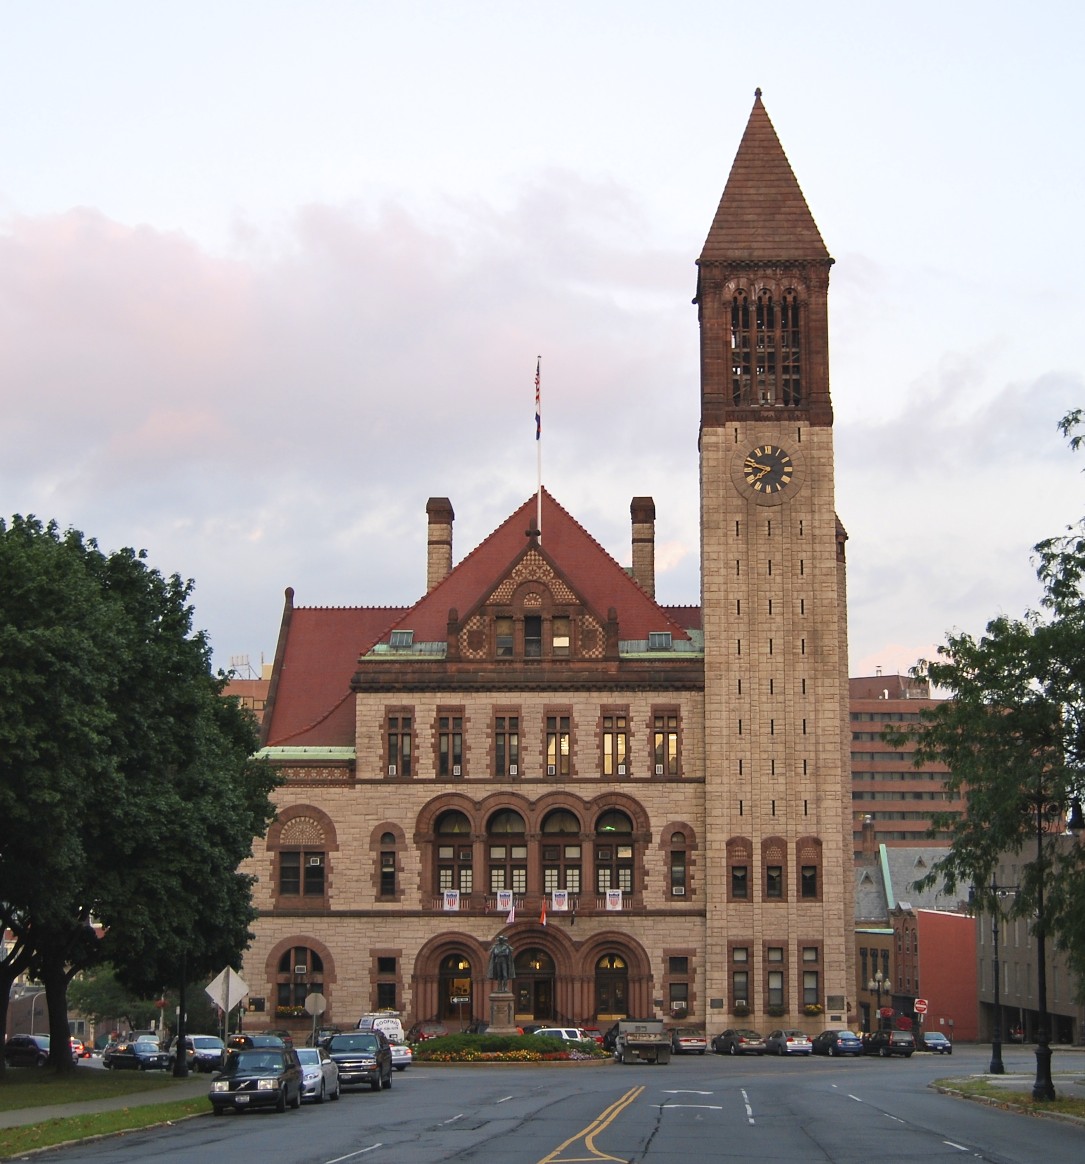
[537,1085,643,1164]
[741,1087,754,1124]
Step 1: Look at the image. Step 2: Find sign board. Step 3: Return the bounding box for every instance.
[305,992,326,1017]
[206,967,249,1014]
[451,996,470,1004]
[914,998,928,1014]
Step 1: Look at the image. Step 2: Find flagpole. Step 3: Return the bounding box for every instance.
[535,356,542,542]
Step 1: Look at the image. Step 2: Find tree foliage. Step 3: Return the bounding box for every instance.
[891,412,1085,988]
[0,516,279,1071]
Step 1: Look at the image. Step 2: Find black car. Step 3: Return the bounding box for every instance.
[103,1039,169,1071]
[811,1029,863,1057]
[863,1029,915,1057]
[208,1047,304,1114]
[3,1034,51,1067]
[324,1031,393,1091]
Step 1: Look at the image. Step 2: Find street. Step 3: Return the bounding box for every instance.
[32,1044,1085,1163]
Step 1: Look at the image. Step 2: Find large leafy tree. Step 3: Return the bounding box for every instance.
[894,412,1085,988]
[0,516,278,1072]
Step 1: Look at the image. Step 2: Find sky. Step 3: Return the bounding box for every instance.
[2,1,1083,680]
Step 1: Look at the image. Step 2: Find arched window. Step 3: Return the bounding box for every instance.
[436,810,473,896]
[727,836,752,902]
[487,809,527,895]
[378,831,398,899]
[273,813,330,907]
[541,809,582,894]
[668,830,690,898]
[595,810,634,895]
[276,946,323,1016]
[731,291,752,404]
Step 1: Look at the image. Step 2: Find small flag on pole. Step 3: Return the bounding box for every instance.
[506,904,516,925]
[539,895,548,926]
[534,358,541,441]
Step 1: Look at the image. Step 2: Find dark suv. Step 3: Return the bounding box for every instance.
[324,1031,393,1091]
[864,1029,915,1057]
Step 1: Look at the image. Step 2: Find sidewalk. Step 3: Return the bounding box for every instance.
[0,1073,209,1130]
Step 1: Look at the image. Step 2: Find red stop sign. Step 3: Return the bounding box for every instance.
[914,998,928,1014]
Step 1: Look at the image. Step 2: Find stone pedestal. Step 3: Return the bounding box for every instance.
[488,990,518,1034]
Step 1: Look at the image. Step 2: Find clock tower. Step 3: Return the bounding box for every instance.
[698,92,853,1024]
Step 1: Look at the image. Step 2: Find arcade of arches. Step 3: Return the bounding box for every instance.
[412,930,650,1026]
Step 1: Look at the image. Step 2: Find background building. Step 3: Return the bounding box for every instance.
[850,673,958,856]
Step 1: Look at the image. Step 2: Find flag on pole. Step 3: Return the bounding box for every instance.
[534,358,541,441]
[539,895,548,926]
[506,904,516,925]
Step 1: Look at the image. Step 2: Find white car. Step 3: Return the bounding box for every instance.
[533,1027,592,1043]
[390,1041,413,1071]
[296,1046,341,1103]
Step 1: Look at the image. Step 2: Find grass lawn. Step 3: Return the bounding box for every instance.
[0,1067,207,1157]
[936,1075,1085,1121]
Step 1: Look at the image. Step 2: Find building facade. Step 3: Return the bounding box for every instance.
[244,92,855,1037]
[850,673,958,857]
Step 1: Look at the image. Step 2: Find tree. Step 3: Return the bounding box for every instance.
[67,965,163,1035]
[0,516,279,1073]
[893,415,1085,980]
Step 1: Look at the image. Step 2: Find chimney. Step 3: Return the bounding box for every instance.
[860,814,877,859]
[426,497,454,592]
[630,496,656,598]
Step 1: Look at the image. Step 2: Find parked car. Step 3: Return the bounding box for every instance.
[3,1034,51,1067]
[863,1029,915,1057]
[921,1032,953,1054]
[390,1041,413,1071]
[712,1029,766,1055]
[307,1025,342,1046]
[670,1027,708,1054]
[406,1020,448,1042]
[295,1046,341,1102]
[811,1029,863,1057]
[227,1033,285,1052]
[262,1028,295,1048]
[166,1034,226,1072]
[324,1031,393,1091]
[533,1027,593,1043]
[103,1039,169,1071]
[579,1025,605,1046]
[70,1037,90,1059]
[764,1029,813,1055]
[209,1047,304,1114]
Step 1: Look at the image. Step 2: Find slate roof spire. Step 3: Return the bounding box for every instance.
[698,88,829,264]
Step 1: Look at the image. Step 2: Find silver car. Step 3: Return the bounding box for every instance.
[296,1046,341,1103]
[390,1041,412,1071]
[764,1029,813,1055]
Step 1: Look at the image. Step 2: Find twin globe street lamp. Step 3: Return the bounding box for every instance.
[866,970,893,1032]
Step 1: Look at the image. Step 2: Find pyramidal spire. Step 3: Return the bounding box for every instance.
[699,88,828,263]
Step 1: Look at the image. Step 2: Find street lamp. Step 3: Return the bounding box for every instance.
[866,971,893,1031]
[27,990,46,1036]
[985,882,1018,1075]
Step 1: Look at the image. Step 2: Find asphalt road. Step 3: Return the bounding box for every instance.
[29,1044,1085,1163]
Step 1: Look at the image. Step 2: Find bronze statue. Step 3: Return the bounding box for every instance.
[486,933,514,991]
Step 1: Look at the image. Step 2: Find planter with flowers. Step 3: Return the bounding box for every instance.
[803,1003,824,1017]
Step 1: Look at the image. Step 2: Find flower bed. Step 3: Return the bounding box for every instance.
[412,1033,608,1064]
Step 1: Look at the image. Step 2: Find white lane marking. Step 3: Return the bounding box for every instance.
[440,1113,464,1124]
[943,1142,969,1152]
[324,1146,383,1163]
[886,1115,905,1123]
[496,1095,514,1103]
[663,1089,713,1095]
[848,1094,863,1102]
[658,1104,724,1110]
[741,1087,754,1125]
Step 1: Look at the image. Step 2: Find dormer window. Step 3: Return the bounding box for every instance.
[389,629,414,648]
[524,615,542,658]
[495,616,514,657]
[552,615,570,656]
[648,631,672,651]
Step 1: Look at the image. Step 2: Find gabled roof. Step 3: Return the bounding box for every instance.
[377,489,691,648]
[262,602,407,747]
[699,89,828,264]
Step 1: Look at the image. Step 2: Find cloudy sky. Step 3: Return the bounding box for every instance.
[3,1,1083,679]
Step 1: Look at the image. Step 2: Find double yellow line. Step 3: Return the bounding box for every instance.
[537,1085,644,1163]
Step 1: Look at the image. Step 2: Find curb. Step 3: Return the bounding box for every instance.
[929,1080,1085,1130]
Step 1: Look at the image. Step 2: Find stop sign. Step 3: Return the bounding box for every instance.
[914,998,928,1014]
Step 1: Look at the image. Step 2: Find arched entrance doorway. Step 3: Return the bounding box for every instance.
[514,947,555,1023]
[438,953,474,1027]
[595,952,629,1020]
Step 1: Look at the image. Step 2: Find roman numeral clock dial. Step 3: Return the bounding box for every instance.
[742,445,793,493]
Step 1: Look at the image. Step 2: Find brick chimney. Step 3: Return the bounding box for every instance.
[426,497,454,592]
[630,496,656,598]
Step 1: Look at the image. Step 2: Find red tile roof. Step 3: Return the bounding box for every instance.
[381,489,691,646]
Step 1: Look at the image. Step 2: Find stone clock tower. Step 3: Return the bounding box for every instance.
[698,92,853,1023]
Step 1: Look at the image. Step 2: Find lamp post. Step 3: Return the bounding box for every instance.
[986,881,1017,1075]
[867,971,892,1030]
[27,990,46,1036]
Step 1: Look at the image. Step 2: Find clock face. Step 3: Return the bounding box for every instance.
[742,445,794,494]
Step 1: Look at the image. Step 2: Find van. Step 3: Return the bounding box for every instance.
[357,1012,405,1044]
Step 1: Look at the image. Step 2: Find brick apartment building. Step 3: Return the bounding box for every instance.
[240,92,855,1037]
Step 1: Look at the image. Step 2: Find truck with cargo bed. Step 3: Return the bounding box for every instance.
[614,1019,671,1065]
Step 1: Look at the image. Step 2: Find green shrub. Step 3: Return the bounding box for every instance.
[412,1033,606,1063]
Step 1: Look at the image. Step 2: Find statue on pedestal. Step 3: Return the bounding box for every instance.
[486,933,514,992]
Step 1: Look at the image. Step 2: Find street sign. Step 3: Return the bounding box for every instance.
[305,992,327,1017]
[914,998,928,1014]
